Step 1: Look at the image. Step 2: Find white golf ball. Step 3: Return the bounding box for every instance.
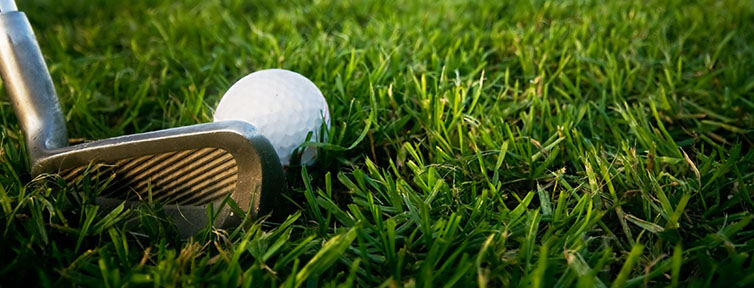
[214,69,330,167]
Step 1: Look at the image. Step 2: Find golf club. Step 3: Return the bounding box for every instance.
[0,1,287,238]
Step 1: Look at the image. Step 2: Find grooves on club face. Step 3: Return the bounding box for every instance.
[62,147,239,207]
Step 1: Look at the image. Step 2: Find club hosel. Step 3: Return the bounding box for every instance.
[0,11,68,164]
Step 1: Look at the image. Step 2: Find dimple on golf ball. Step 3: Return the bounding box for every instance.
[213,69,330,167]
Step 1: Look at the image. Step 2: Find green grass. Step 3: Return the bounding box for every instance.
[1,0,753,286]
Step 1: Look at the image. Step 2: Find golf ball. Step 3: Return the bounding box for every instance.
[214,69,330,167]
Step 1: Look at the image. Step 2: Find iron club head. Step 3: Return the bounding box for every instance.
[0,4,287,238]
[38,121,287,238]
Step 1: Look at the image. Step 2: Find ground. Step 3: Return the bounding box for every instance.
[1,0,753,286]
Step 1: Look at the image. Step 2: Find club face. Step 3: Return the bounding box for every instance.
[34,121,287,237]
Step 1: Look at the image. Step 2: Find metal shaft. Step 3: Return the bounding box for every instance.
[0,0,17,13]
[0,11,68,164]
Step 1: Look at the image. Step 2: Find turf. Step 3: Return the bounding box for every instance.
[1,0,753,286]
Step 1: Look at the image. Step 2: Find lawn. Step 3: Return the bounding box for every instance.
[1,0,753,286]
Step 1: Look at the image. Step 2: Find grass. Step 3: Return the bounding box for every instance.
[1,0,753,286]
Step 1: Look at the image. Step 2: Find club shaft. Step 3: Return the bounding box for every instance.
[0,0,17,13]
[0,11,68,163]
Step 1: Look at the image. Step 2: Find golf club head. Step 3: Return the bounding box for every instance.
[0,4,287,238]
[37,121,287,238]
